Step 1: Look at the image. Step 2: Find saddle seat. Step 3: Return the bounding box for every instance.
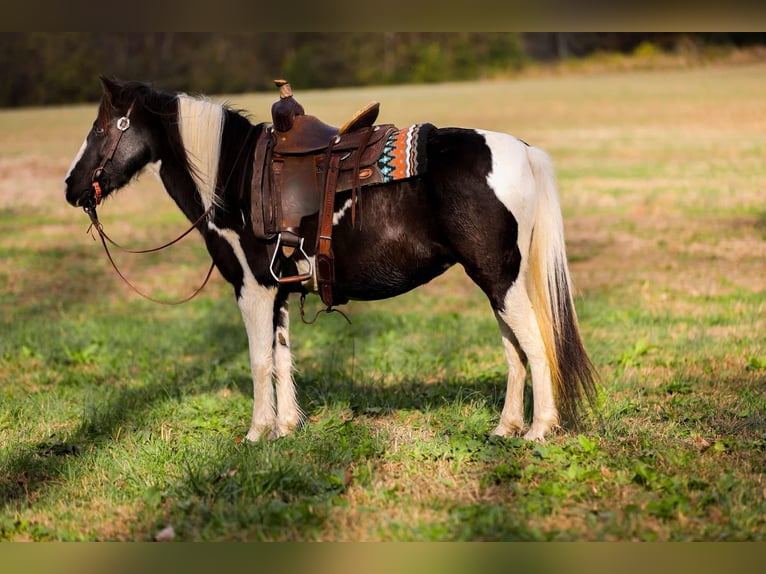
[273,101,381,154]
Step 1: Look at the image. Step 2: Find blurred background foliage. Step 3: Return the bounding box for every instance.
[1,32,764,108]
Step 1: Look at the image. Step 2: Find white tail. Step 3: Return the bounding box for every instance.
[526,146,597,426]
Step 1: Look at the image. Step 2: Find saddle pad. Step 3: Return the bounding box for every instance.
[378,123,435,183]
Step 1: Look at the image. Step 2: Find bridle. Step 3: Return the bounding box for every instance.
[83,100,215,305]
[90,100,135,206]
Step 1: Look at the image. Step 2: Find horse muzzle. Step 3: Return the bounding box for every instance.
[70,174,108,209]
[68,186,94,208]
[68,187,100,226]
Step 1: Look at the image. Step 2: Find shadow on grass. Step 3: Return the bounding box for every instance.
[0,350,232,511]
[7,270,675,541]
[0,298,245,515]
[1,291,520,540]
[125,372,517,541]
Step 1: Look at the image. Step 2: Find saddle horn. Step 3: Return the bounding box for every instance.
[271,80,305,132]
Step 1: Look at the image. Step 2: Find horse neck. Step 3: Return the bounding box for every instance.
[157,145,210,224]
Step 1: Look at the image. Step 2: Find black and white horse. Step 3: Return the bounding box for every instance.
[64,77,597,442]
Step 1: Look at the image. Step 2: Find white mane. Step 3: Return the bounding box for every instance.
[177,94,224,211]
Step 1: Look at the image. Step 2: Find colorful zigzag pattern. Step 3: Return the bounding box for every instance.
[378,123,434,183]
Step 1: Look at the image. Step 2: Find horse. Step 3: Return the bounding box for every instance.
[64,77,598,442]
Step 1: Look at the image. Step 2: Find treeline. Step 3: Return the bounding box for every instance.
[1,32,763,108]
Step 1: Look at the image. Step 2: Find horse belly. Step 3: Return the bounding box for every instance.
[336,245,453,301]
[335,243,453,301]
[330,184,454,301]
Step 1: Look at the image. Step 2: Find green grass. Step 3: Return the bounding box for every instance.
[1,62,765,540]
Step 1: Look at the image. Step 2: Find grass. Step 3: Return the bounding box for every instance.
[1,61,765,541]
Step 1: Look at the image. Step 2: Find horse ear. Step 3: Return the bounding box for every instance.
[99,76,121,104]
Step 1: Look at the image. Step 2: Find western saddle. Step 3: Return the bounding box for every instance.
[251,80,398,309]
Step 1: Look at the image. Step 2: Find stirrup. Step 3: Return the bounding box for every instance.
[269,233,314,284]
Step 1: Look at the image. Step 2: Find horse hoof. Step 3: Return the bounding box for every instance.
[523,433,546,443]
[523,423,553,442]
[245,425,274,442]
[491,422,524,438]
[274,422,298,438]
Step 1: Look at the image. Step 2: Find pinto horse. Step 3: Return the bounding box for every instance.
[64,77,597,442]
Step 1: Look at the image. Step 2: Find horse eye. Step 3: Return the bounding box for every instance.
[93,124,105,135]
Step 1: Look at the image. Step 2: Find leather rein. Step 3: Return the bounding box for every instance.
[84,101,215,305]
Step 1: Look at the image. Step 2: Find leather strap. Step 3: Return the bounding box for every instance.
[250,128,278,240]
[350,126,374,228]
[314,125,375,306]
[315,149,341,308]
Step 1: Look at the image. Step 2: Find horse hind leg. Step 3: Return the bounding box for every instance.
[272,297,303,437]
[492,311,527,437]
[495,279,558,441]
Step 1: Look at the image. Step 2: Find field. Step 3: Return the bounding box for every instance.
[0,62,764,541]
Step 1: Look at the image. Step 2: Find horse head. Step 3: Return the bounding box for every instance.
[64,77,159,211]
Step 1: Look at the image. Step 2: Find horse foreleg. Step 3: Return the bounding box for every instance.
[272,297,303,437]
[238,282,278,441]
[492,312,527,437]
[497,280,558,441]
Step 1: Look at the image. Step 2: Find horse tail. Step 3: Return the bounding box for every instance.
[525,146,598,428]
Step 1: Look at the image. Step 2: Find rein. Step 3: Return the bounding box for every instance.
[85,205,216,306]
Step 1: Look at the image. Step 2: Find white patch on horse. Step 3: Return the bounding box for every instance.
[208,221,278,441]
[477,129,538,254]
[273,301,303,436]
[333,198,354,225]
[64,136,88,187]
[178,95,224,212]
[477,131,568,440]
